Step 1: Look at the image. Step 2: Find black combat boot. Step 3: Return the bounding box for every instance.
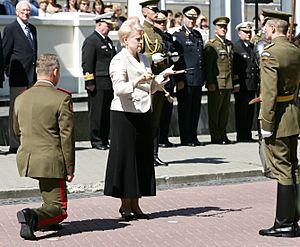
[17,208,38,240]
[259,183,297,237]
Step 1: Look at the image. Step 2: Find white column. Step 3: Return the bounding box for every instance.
[281,0,300,35]
[209,0,243,41]
[127,0,143,20]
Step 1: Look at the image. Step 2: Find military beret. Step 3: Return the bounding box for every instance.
[235,21,253,32]
[213,16,230,26]
[94,12,114,24]
[262,9,291,25]
[156,10,167,22]
[182,6,200,18]
[139,0,159,8]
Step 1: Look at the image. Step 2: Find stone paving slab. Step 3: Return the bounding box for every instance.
[1,180,300,246]
[0,133,266,199]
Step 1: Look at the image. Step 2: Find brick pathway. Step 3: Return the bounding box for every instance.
[0,180,300,246]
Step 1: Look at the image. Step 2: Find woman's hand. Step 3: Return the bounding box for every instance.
[162,65,184,78]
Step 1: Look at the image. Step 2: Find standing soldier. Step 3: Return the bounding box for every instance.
[233,22,259,142]
[140,0,168,166]
[14,54,75,240]
[82,12,116,150]
[204,17,236,144]
[173,6,205,146]
[258,9,300,238]
[154,11,179,148]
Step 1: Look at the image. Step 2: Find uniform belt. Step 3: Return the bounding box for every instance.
[276,94,294,102]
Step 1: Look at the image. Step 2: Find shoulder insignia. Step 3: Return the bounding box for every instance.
[57,88,72,95]
[84,72,94,81]
[261,51,271,57]
[264,43,274,50]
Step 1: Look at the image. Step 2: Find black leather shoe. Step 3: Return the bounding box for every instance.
[193,140,203,146]
[154,157,168,166]
[8,147,18,154]
[259,225,296,237]
[223,138,233,144]
[92,144,108,150]
[17,208,37,240]
[159,140,174,148]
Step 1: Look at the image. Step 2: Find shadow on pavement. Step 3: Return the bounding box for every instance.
[36,218,129,240]
[168,157,228,165]
[148,206,252,219]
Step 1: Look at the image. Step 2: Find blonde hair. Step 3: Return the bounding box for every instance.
[118,19,143,46]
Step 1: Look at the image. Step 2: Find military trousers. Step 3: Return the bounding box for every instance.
[264,135,299,185]
[208,89,231,142]
[33,178,68,230]
[88,89,113,146]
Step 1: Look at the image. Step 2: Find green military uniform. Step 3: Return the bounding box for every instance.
[140,0,168,166]
[13,81,75,231]
[204,17,236,143]
[142,19,165,128]
[258,9,300,238]
[259,37,300,185]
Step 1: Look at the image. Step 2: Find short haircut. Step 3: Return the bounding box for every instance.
[118,19,143,46]
[267,19,289,35]
[36,53,60,76]
[16,0,31,10]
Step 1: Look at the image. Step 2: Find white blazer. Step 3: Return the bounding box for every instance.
[109,48,168,113]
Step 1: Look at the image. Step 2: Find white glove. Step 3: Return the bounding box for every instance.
[261,129,273,138]
[152,53,165,63]
[170,52,179,62]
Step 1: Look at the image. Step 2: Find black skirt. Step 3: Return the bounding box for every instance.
[104,110,156,198]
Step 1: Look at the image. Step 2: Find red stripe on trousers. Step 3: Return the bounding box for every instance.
[37,179,68,228]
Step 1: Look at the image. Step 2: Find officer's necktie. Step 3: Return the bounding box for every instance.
[25,24,32,45]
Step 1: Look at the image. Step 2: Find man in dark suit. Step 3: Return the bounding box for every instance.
[14,53,75,240]
[173,6,205,146]
[3,0,38,154]
[233,22,259,142]
[82,12,116,150]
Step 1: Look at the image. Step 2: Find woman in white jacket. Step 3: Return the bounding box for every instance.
[104,19,177,221]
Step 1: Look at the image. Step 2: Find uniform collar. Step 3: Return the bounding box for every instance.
[35,80,54,87]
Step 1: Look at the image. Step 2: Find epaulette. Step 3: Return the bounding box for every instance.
[264,43,274,50]
[191,29,201,38]
[84,72,94,81]
[210,38,217,43]
[57,88,72,95]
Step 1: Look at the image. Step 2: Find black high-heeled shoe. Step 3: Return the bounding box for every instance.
[119,208,136,221]
[133,211,150,220]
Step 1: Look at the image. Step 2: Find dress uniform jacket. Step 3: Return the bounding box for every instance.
[173,25,205,87]
[82,30,116,90]
[142,20,164,75]
[205,36,234,90]
[233,39,259,142]
[233,40,259,91]
[173,25,205,144]
[13,81,75,178]
[259,36,300,138]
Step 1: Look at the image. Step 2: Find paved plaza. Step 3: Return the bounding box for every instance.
[0,133,300,246]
